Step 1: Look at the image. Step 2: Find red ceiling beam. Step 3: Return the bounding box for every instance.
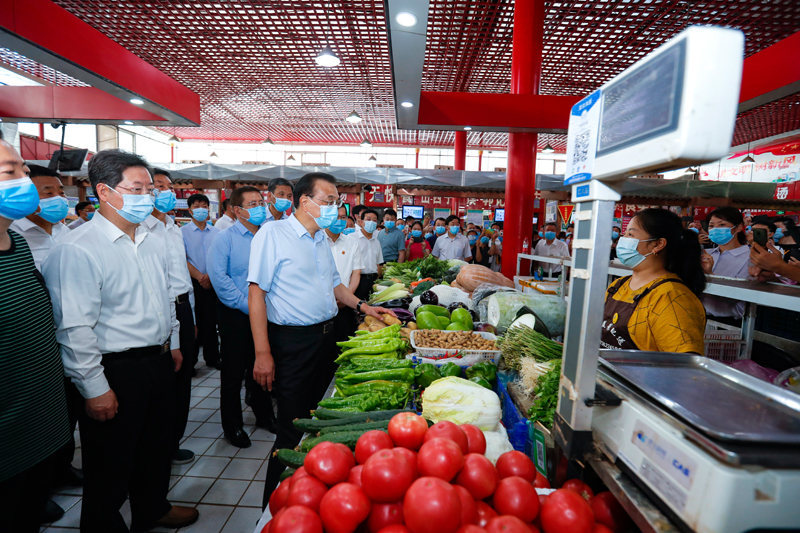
[0,0,200,125]
[0,86,170,123]
[417,92,578,132]
[739,30,800,112]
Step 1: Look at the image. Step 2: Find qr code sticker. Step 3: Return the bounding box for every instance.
[536,440,545,469]
[571,129,590,170]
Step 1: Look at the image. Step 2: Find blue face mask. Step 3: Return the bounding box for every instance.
[774,228,785,242]
[448,226,459,235]
[86,211,95,220]
[363,220,378,233]
[396,223,405,231]
[689,227,700,234]
[480,236,490,244]
[191,208,209,222]
[307,198,338,230]
[245,205,267,226]
[153,190,177,213]
[612,230,620,240]
[38,196,69,223]
[616,236,656,268]
[411,230,423,238]
[498,236,503,243]
[709,227,735,246]
[384,220,396,230]
[328,218,347,234]
[342,227,356,235]
[0,177,40,220]
[424,232,432,239]
[468,235,478,245]
[538,231,544,238]
[435,226,446,235]
[107,187,155,224]
[273,197,292,213]
[544,231,556,240]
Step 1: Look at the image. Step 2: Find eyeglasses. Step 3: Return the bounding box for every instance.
[308,196,343,208]
[241,200,266,209]
[114,184,159,197]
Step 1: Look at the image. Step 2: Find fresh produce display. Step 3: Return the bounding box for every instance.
[499,325,562,371]
[413,363,441,389]
[465,362,498,386]
[265,413,629,533]
[486,291,567,336]
[380,255,461,287]
[413,330,497,351]
[528,360,562,429]
[421,377,502,431]
[454,264,515,293]
[369,283,410,304]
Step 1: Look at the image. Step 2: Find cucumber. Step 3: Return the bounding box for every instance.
[275,448,307,469]
[311,407,410,422]
[300,429,383,452]
[279,468,295,481]
[318,419,390,435]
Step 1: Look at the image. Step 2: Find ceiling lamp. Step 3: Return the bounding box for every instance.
[542,144,555,154]
[168,135,179,142]
[209,151,218,157]
[262,138,274,144]
[315,46,341,67]
[129,97,144,105]
[346,111,362,124]
[287,155,296,161]
[361,138,372,147]
[400,101,414,108]
[741,154,755,163]
[369,155,377,161]
[123,120,134,125]
[464,126,472,131]
[395,12,417,27]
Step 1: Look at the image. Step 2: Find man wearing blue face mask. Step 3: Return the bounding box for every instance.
[207,187,276,448]
[10,165,70,271]
[67,200,96,229]
[264,177,294,223]
[354,208,384,300]
[377,208,406,263]
[532,221,570,278]
[42,150,198,531]
[182,193,221,370]
[432,215,472,261]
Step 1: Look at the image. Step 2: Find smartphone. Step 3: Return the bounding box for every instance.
[753,227,767,247]
[784,246,800,263]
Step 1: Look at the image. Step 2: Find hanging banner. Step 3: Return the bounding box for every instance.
[557,204,575,227]
[698,138,800,183]
[545,200,558,224]
[466,209,484,227]
[433,208,451,220]
[364,184,394,207]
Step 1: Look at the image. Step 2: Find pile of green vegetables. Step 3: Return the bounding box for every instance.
[413,361,497,390]
[381,255,460,286]
[528,359,561,429]
[498,325,562,371]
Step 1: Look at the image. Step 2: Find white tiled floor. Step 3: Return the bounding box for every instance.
[41,366,272,533]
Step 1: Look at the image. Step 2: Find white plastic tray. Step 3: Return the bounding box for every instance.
[410,330,500,361]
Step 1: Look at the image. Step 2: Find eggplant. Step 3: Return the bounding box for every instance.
[447,302,468,312]
[420,290,438,305]
[389,308,415,324]
[380,297,412,309]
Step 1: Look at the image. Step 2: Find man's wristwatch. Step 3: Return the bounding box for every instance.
[357,300,367,313]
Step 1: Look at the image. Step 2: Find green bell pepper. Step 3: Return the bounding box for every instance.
[465,362,497,385]
[414,363,442,389]
[415,311,440,330]
[439,362,462,378]
[415,305,450,318]
[469,376,492,389]
[450,308,473,330]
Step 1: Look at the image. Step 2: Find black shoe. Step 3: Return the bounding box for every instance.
[172,448,195,465]
[255,417,278,434]
[225,428,252,448]
[57,465,84,487]
[39,499,65,524]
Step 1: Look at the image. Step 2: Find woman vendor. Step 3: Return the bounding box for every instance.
[602,208,707,354]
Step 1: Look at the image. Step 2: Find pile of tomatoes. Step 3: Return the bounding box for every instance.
[264,412,630,533]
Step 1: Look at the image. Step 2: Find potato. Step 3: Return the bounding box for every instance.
[381,313,401,326]
[364,315,380,327]
[357,322,369,331]
[406,321,418,330]
[368,322,386,332]
[400,327,412,339]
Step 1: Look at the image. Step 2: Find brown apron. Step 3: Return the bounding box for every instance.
[600,276,687,350]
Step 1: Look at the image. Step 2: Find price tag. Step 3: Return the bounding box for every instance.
[565,90,602,186]
[532,424,548,476]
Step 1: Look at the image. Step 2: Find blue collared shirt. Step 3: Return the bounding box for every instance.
[377,227,406,262]
[247,215,342,326]
[207,220,256,314]
[181,221,218,274]
[264,208,287,224]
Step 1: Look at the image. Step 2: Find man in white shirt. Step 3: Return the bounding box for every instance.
[354,207,383,300]
[213,198,236,230]
[533,221,570,278]
[67,200,96,229]
[9,164,69,270]
[142,168,198,466]
[264,177,294,223]
[432,215,472,261]
[42,149,198,531]
[327,205,364,335]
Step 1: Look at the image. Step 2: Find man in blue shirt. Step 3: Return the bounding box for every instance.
[377,208,406,263]
[207,187,276,449]
[181,194,220,369]
[264,177,293,223]
[247,173,395,507]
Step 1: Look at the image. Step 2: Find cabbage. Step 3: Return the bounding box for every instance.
[421,376,501,431]
[482,425,514,464]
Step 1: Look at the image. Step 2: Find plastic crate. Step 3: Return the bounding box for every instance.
[704,330,745,362]
[410,330,500,361]
[497,382,529,453]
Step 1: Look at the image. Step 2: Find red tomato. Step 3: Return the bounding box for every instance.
[286,475,328,512]
[292,466,310,481]
[319,482,371,533]
[362,449,416,502]
[455,453,498,500]
[561,480,594,501]
[460,424,487,455]
[458,526,488,533]
[589,492,630,532]
[269,480,291,515]
[367,501,405,533]
[537,493,548,508]
[348,464,364,487]
[539,489,594,533]
[475,501,498,528]
[261,519,272,533]
[533,473,550,489]
[378,526,411,533]
[493,476,540,523]
[454,485,478,526]
[495,451,535,483]
[304,442,356,486]
[528,525,540,533]
[424,421,469,454]
[271,505,323,533]
[388,412,429,450]
[356,430,395,464]
[392,447,418,478]
[486,516,531,533]
[403,477,462,533]
[592,525,614,533]
[416,437,465,481]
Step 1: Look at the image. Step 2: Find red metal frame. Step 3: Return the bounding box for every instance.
[454,131,467,170]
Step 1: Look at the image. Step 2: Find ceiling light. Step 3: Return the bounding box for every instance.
[315,46,340,67]
[129,97,144,105]
[395,12,417,27]
[360,138,372,147]
[346,111,362,124]
[369,155,377,161]
[209,151,218,157]
[287,155,296,161]
[263,138,274,144]
[123,120,134,125]
[168,135,179,142]
[740,154,755,163]
[400,101,414,108]
[464,126,472,131]
[542,143,555,154]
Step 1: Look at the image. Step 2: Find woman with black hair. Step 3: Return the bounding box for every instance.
[601,208,707,354]
[774,217,799,246]
[701,207,750,320]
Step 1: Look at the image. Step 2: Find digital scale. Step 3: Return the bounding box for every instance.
[554,26,800,532]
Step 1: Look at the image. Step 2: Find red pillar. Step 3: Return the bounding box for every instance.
[501,0,544,279]
[478,149,483,171]
[454,131,467,170]
[415,147,420,169]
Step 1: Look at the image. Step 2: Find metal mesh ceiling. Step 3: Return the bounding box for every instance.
[7,1,799,150]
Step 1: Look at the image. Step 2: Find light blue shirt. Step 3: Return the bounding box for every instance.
[264,209,287,224]
[181,221,218,274]
[207,221,256,315]
[377,227,406,262]
[247,215,342,326]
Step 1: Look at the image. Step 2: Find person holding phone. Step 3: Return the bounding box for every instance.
[701,208,750,322]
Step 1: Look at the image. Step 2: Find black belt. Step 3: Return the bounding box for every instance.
[175,292,190,305]
[269,319,335,335]
[101,342,170,360]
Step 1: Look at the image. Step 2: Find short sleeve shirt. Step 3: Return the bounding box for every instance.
[377,228,406,262]
[432,233,472,261]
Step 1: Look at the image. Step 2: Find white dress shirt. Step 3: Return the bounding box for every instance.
[533,238,571,276]
[213,214,236,231]
[432,233,472,261]
[68,217,87,230]
[9,217,69,271]
[141,215,194,306]
[42,212,180,399]
[355,230,384,275]
[327,232,365,287]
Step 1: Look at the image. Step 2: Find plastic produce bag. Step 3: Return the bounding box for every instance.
[487,291,566,336]
[472,282,517,323]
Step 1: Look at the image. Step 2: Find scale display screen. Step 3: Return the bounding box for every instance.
[598,41,685,156]
[401,205,424,220]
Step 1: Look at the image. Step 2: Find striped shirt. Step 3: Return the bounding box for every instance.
[0,230,70,481]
